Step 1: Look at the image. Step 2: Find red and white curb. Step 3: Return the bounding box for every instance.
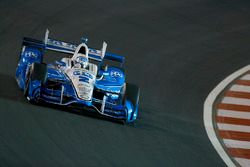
[204,65,250,167]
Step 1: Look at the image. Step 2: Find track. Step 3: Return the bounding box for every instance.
[0,0,250,166]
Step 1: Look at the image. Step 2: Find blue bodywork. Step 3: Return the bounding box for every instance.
[16,34,139,123]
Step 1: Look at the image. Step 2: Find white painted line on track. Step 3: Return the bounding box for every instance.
[204,65,250,167]
[234,158,250,167]
[218,109,250,120]
[240,74,250,81]
[217,123,250,133]
[230,85,250,93]
[221,97,250,106]
[223,139,250,149]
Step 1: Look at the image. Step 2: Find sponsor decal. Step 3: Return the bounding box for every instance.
[48,39,76,50]
[89,48,101,56]
[111,71,122,78]
[73,70,94,84]
[73,70,93,79]
[24,51,37,58]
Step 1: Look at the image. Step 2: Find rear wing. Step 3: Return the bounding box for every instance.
[22,29,124,66]
[44,29,124,64]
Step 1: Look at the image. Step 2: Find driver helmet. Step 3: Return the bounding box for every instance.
[75,55,88,68]
[74,62,81,68]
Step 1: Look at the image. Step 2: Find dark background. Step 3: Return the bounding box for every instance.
[1,0,250,166]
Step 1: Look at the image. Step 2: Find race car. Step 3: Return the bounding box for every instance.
[15,29,140,123]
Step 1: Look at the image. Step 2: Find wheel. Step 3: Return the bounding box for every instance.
[30,62,47,84]
[24,67,32,97]
[24,62,47,102]
[120,83,126,105]
[125,83,140,122]
[125,83,140,107]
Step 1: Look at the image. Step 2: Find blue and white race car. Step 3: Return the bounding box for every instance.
[16,30,140,123]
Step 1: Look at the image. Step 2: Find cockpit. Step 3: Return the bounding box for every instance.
[71,43,89,68]
[56,43,97,76]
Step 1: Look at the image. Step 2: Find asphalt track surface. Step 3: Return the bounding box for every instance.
[0,0,250,166]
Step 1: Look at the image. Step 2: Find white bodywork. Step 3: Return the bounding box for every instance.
[66,67,96,100]
[60,43,98,101]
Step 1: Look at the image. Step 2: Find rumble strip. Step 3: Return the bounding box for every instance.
[204,65,250,167]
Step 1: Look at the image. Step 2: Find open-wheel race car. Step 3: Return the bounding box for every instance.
[15,29,140,123]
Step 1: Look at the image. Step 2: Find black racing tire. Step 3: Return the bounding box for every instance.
[30,62,47,84]
[125,83,140,108]
[121,83,126,105]
[24,77,30,98]
[24,62,47,102]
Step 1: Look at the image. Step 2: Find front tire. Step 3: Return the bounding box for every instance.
[24,62,47,102]
[126,83,140,107]
[125,83,140,122]
[30,62,47,84]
